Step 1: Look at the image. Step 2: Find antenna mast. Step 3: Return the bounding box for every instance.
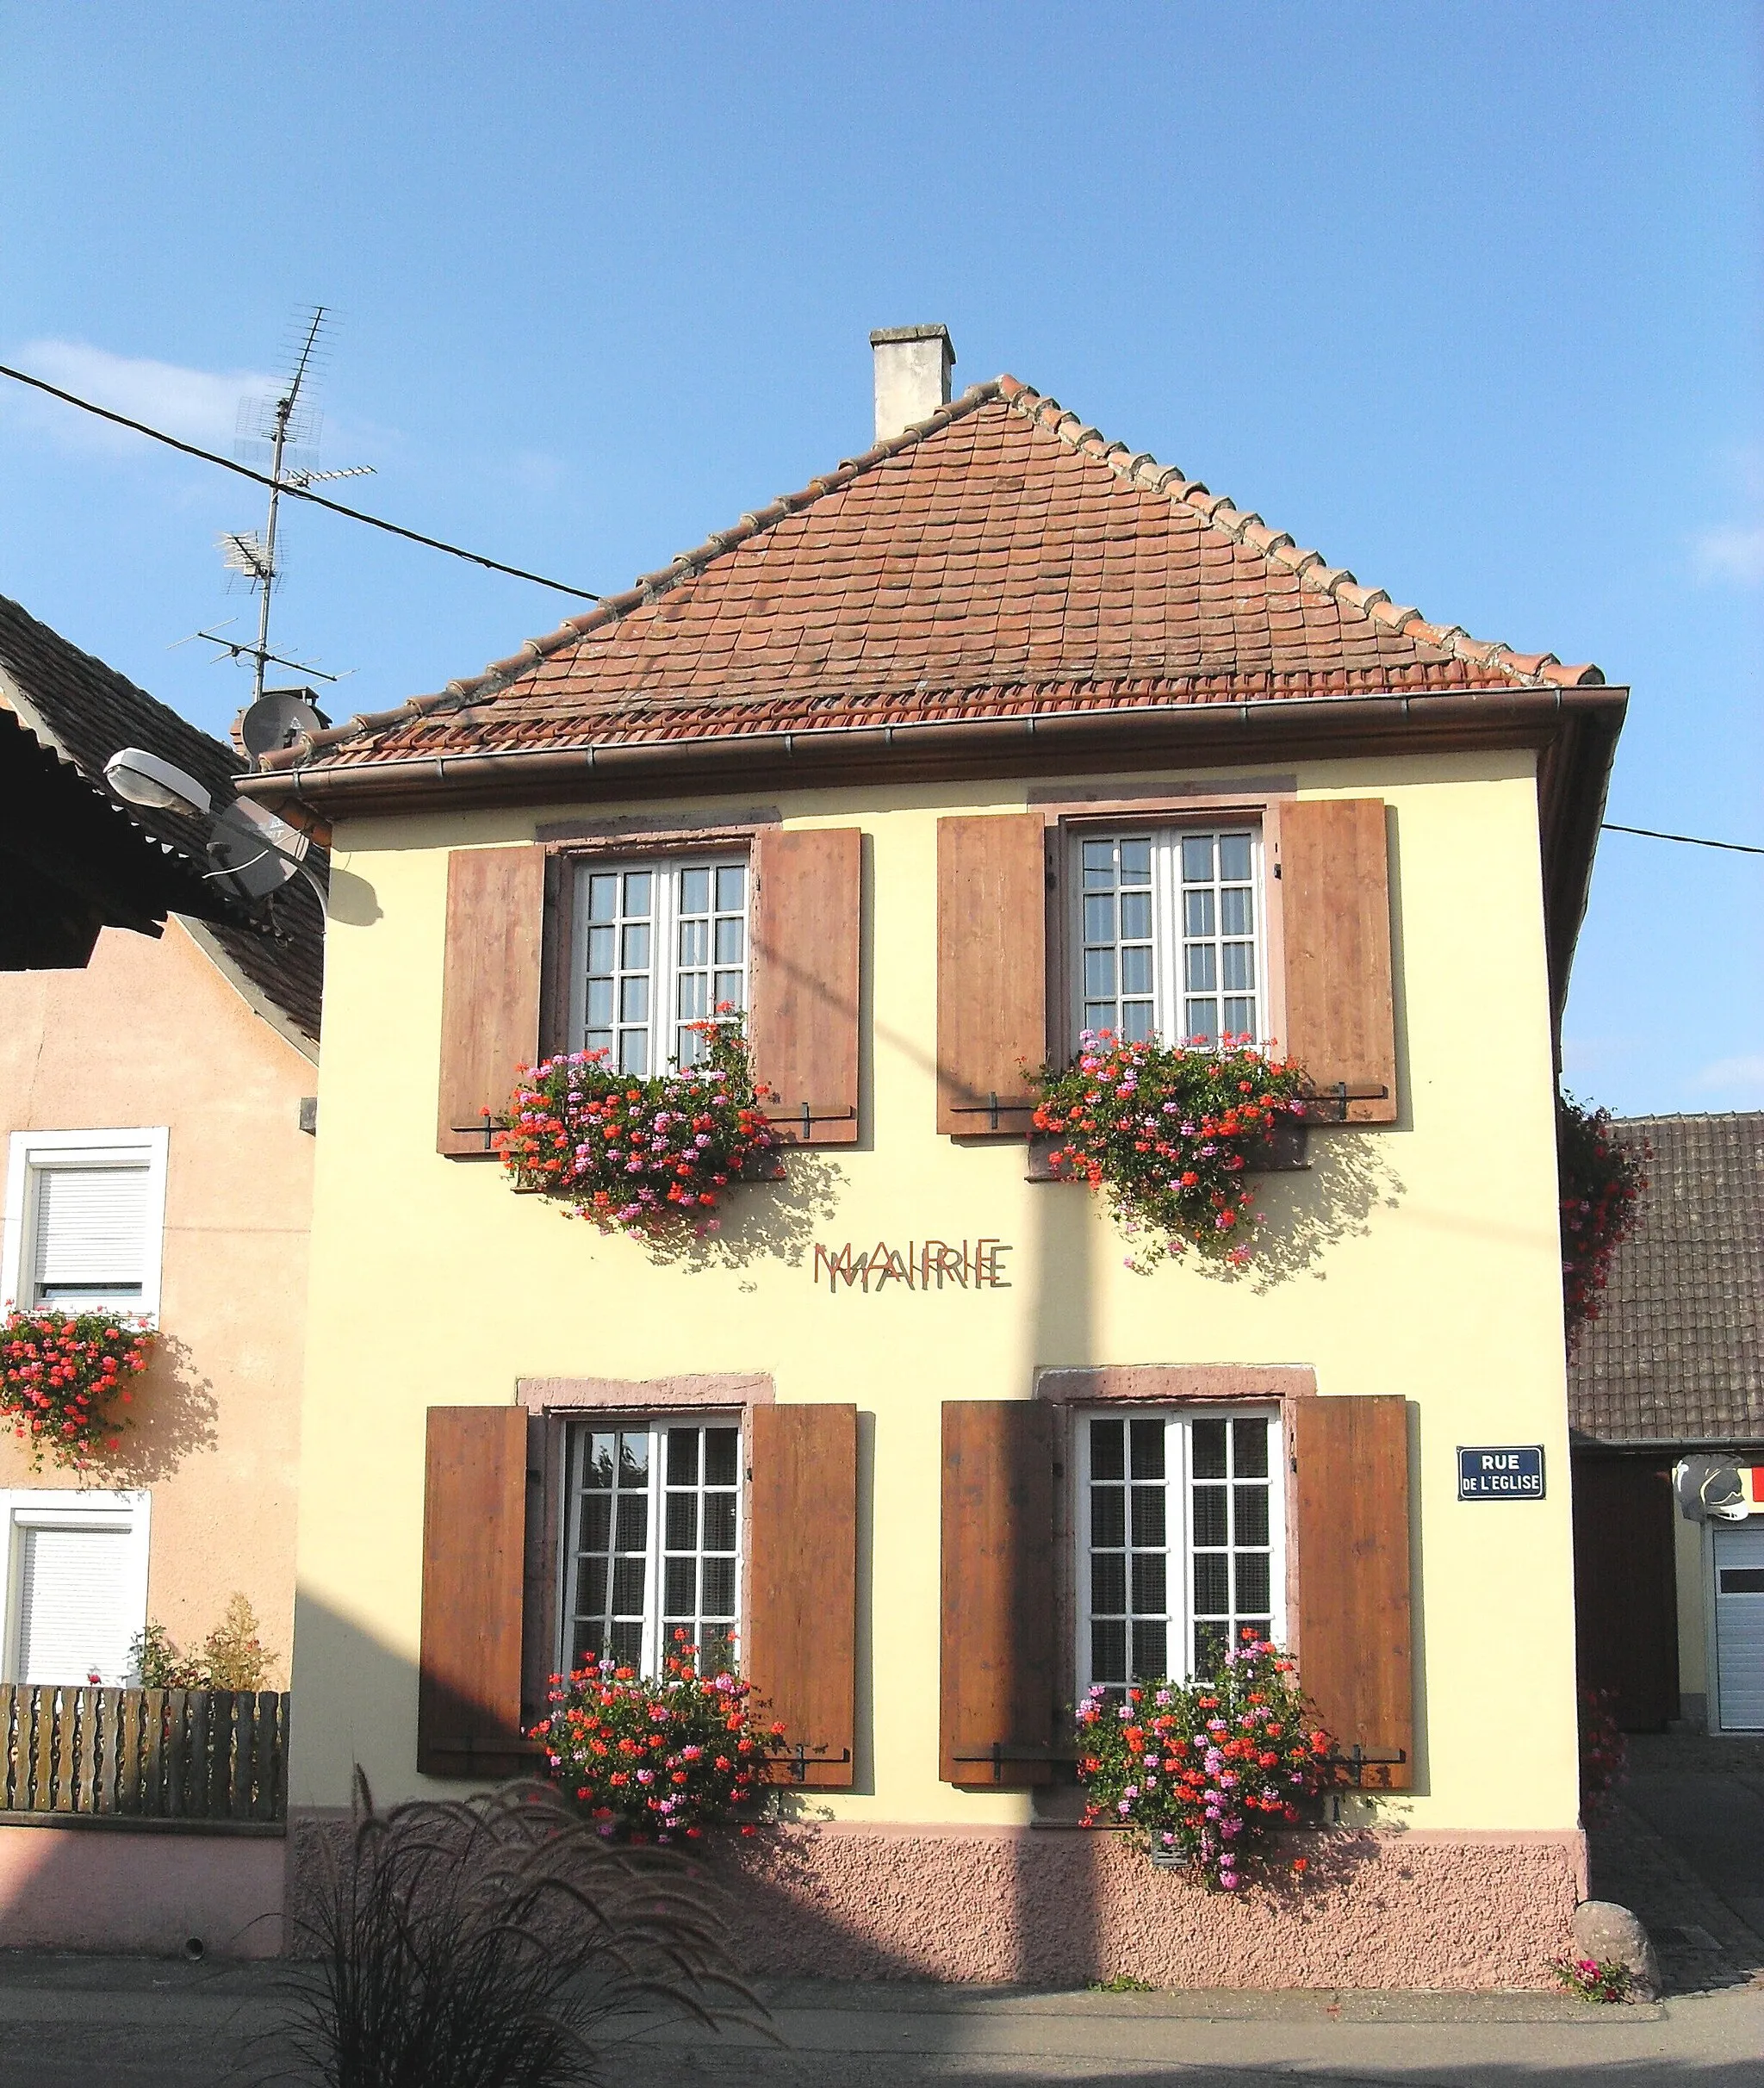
[215,306,372,703]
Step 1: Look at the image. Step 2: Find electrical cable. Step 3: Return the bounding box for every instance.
[1600,823,1763,856]
[0,361,602,602]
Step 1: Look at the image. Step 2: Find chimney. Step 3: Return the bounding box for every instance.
[869,325,954,444]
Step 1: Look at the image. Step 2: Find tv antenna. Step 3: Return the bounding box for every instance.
[210,306,373,707]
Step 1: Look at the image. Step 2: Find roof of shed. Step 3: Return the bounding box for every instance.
[0,594,323,1041]
[258,373,1603,775]
[1568,1113,1764,1448]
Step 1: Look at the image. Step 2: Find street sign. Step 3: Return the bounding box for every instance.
[1457,1446,1545,1501]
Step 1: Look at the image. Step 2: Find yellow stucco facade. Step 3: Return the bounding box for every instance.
[289,743,1579,1839]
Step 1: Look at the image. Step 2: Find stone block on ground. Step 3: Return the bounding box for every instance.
[1573,1898,1662,1999]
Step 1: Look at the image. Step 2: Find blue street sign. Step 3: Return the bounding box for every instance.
[1458,1446,1545,1501]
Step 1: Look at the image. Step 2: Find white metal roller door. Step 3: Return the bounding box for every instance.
[1714,1524,1764,1733]
[16,1524,135,1684]
[30,1163,148,1306]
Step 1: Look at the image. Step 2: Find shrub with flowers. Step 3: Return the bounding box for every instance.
[494,1010,777,1236]
[1558,1091,1646,1349]
[1032,1032,1309,1268]
[531,1633,786,1843]
[0,1307,152,1470]
[1075,1635,1332,1890]
[1551,1954,1631,2004]
[1578,1685,1628,1822]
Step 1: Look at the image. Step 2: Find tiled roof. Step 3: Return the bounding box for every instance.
[0,595,323,1041]
[260,375,1602,775]
[1568,1115,1764,1447]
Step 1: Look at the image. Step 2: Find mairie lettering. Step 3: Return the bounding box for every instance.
[811,1239,1013,1295]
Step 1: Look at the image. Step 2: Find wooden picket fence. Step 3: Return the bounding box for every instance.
[0,1686,289,1829]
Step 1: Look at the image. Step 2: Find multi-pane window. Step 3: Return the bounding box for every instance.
[1078,1410,1281,1691]
[569,857,748,1074]
[559,1420,741,1679]
[1073,829,1262,1047]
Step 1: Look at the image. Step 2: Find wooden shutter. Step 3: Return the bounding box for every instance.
[417,1407,534,1779]
[940,1401,1058,1787]
[436,846,547,1157]
[1275,799,1398,1123]
[748,827,861,1145]
[935,814,1047,1135]
[1293,1395,1413,1790]
[746,1403,857,1787]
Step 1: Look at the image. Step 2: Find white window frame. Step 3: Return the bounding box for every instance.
[555,1414,744,1681]
[1075,1405,1285,1696]
[567,854,750,1076]
[1067,825,1268,1054]
[1,1128,170,1323]
[0,1487,152,1685]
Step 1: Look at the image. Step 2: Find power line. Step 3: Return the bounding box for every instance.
[1601,822,1764,857]
[0,361,602,604]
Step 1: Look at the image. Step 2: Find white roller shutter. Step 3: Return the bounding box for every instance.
[1714,1525,1764,1733]
[31,1164,148,1307]
[16,1523,136,1684]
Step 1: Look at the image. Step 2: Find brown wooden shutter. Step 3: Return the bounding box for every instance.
[745,1403,857,1787]
[940,1400,1058,1787]
[935,814,1047,1136]
[1275,799,1398,1123]
[436,845,548,1156]
[418,1406,535,1779]
[1293,1395,1413,1790]
[748,827,860,1145]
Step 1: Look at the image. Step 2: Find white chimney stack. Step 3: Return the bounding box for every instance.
[870,325,954,444]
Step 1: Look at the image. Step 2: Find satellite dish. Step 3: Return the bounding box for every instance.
[207,796,309,898]
[239,687,329,761]
[1673,1457,1750,1524]
[103,748,212,818]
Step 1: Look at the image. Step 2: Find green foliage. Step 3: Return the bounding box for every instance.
[1551,1954,1631,2004]
[1557,1091,1647,1348]
[129,1590,279,1691]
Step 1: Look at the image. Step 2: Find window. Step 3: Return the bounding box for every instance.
[1,1489,151,1685]
[558,1419,741,1678]
[2,1129,169,1321]
[1077,1409,1283,1691]
[1072,828,1264,1047]
[568,857,748,1074]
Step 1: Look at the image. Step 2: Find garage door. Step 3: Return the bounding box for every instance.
[1714,1525,1764,1732]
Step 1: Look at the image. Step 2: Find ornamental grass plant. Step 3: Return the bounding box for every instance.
[531,1634,786,1843]
[271,1771,766,2088]
[494,1012,776,1236]
[1033,1032,1309,1269]
[1075,1635,1333,1890]
[0,1306,152,1470]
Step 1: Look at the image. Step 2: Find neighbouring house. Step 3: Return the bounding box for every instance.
[0,594,321,1953]
[1570,1112,1764,1735]
[242,326,1626,1987]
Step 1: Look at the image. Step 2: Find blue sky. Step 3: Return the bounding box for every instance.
[2,3,1758,1113]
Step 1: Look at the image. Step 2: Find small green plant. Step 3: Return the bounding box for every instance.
[1551,1953,1631,2004]
[1090,1973,1157,1993]
[129,1591,279,1690]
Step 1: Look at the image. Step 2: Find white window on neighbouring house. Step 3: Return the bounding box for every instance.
[568,858,749,1075]
[1078,1409,1283,1692]
[558,1420,741,1679]
[1072,829,1264,1048]
[2,1129,169,1321]
[1,1490,151,1685]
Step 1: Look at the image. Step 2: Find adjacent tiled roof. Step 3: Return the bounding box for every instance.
[262,375,1602,774]
[1569,1115,1764,1446]
[0,595,323,1041]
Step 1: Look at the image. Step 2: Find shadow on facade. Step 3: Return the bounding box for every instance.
[88,1330,220,1487]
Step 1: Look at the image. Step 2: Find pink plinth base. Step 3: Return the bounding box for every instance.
[718,1825,1587,1990]
[0,1826,285,1958]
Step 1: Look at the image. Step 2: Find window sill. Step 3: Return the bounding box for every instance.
[1024,1120,1308,1182]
